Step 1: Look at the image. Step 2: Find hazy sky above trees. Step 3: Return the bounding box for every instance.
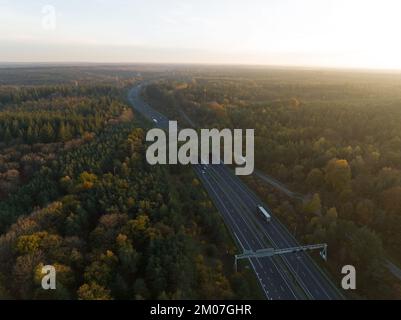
[1,0,400,69]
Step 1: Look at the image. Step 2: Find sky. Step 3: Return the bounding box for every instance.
[1,0,401,69]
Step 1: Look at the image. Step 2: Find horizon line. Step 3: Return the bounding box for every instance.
[2,61,401,74]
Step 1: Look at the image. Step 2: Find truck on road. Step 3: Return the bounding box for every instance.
[257,205,271,222]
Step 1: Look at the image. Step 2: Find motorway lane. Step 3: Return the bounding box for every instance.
[194,164,301,300]
[127,83,341,300]
[207,166,306,297]
[128,84,170,129]
[213,164,341,300]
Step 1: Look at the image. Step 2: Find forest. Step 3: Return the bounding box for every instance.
[2,65,401,300]
[0,68,260,299]
[143,67,401,299]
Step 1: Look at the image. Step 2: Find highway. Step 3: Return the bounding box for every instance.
[128,83,343,300]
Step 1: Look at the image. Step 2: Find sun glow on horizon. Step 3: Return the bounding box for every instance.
[1,0,401,70]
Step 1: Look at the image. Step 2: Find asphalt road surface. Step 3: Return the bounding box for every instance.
[127,83,343,300]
